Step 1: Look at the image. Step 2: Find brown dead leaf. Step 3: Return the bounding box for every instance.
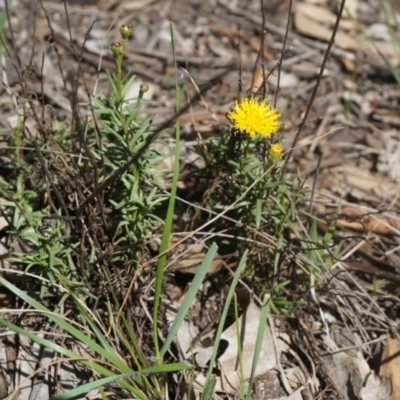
[294,3,359,51]
[320,343,354,400]
[194,303,278,394]
[337,166,400,198]
[350,350,392,400]
[165,308,200,360]
[217,301,278,393]
[249,66,264,95]
[296,3,356,30]
[169,250,236,274]
[380,336,400,400]
[337,206,400,235]
[322,335,392,400]
[168,239,237,274]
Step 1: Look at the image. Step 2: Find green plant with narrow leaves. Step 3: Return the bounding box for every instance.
[0,5,350,397]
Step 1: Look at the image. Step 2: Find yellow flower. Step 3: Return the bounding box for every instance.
[268,143,283,160]
[228,98,280,139]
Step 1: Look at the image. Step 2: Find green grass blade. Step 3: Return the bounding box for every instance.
[0,277,133,374]
[246,294,270,400]
[161,243,219,357]
[152,22,182,361]
[51,363,189,400]
[201,250,248,399]
[201,374,217,400]
[0,317,144,396]
[66,289,115,354]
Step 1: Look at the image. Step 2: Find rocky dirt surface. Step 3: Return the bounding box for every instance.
[1,0,400,399]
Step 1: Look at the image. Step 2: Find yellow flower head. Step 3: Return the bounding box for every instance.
[268,143,283,160]
[228,98,280,139]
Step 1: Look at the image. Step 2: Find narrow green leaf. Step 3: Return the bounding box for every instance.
[161,243,218,357]
[0,278,134,374]
[201,250,248,399]
[153,22,182,361]
[246,294,270,400]
[50,363,189,400]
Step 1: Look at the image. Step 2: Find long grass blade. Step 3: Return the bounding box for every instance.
[161,243,218,357]
[50,363,189,400]
[246,294,270,400]
[152,22,181,361]
[201,250,248,399]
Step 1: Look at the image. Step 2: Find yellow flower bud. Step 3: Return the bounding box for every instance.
[268,143,283,160]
